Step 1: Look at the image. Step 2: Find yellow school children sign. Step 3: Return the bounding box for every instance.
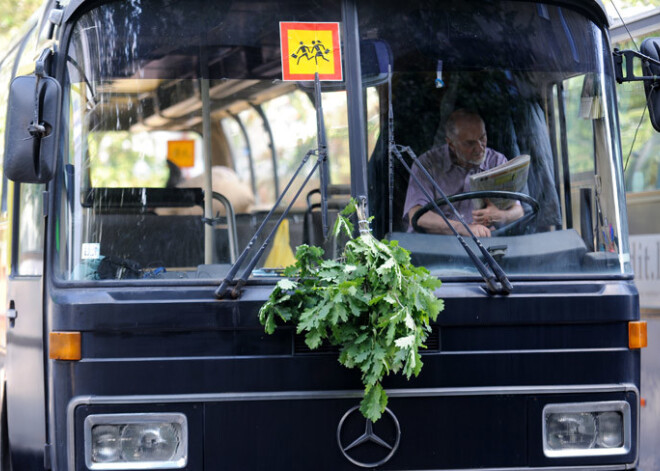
[280,22,342,81]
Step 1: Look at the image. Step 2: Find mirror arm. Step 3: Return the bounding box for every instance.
[35,48,52,78]
[28,48,54,139]
[613,48,660,84]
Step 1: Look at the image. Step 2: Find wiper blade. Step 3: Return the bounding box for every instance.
[387,69,511,295]
[215,74,329,299]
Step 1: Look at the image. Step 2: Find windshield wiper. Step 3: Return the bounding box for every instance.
[215,74,329,299]
[387,69,511,295]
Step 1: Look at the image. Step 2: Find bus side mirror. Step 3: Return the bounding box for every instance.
[4,74,61,183]
[640,38,660,132]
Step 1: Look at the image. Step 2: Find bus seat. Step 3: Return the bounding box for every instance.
[82,187,238,269]
[89,213,232,269]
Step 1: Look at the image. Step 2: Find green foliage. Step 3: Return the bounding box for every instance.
[0,0,42,43]
[259,200,444,422]
[87,131,170,187]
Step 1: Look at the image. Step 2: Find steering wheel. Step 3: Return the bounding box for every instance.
[411,190,540,237]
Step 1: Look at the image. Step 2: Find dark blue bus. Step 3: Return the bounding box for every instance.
[0,0,650,469]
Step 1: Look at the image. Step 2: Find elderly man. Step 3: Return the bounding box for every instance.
[403,109,523,237]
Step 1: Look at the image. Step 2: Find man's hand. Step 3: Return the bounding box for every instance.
[465,223,491,237]
[409,205,492,237]
[472,200,523,228]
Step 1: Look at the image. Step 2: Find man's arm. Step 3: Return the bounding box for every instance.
[408,205,492,237]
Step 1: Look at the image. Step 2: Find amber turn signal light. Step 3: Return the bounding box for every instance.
[49,331,81,360]
[629,321,647,349]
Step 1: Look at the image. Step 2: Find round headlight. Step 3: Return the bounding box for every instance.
[91,425,121,463]
[596,411,624,448]
[546,412,597,450]
[120,423,181,462]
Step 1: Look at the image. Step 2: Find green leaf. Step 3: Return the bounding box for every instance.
[360,382,388,422]
[261,311,277,334]
[276,279,297,290]
[305,328,324,350]
[376,257,396,275]
[394,334,416,348]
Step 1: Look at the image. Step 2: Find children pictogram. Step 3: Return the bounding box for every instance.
[280,22,342,81]
[310,40,330,63]
[292,42,312,64]
[292,40,330,65]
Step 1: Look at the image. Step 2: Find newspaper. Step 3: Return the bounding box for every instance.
[468,154,530,210]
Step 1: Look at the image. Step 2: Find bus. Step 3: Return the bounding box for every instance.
[0,0,650,469]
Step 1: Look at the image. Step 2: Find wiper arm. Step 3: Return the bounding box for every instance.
[387,69,511,295]
[66,55,98,108]
[215,74,329,299]
[215,150,322,298]
[315,75,330,238]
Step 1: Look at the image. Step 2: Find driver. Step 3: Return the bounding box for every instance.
[403,109,523,237]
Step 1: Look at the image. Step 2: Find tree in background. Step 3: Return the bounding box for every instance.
[0,0,43,44]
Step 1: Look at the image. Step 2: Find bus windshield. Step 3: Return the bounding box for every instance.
[58,0,632,282]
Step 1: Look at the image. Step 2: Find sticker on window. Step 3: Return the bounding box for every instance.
[81,243,101,260]
[167,140,195,168]
[280,22,342,81]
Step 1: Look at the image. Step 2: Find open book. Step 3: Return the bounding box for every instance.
[468,154,530,210]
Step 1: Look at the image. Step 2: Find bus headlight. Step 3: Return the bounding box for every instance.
[543,401,630,457]
[84,413,187,469]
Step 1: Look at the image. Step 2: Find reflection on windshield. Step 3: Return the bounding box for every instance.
[58,0,631,282]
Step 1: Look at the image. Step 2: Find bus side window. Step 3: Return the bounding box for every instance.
[0,50,18,194]
[16,183,44,276]
[0,48,19,307]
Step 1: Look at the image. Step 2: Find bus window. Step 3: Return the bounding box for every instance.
[222,116,256,202]
[0,48,18,330]
[563,75,596,179]
[0,50,17,181]
[362,0,631,278]
[261,90,351,208]
[0,48,18,208]
[233,106,274,207]
[221,89,352,211]
[58,0,346,281]
[86,131,198,188]
[366,87,381,159]
[17,184,44,275]
[52,0,634,282]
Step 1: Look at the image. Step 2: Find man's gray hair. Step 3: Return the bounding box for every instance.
[445,109,484,140]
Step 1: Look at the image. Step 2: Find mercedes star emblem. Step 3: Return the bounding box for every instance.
[336,405,401,468]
